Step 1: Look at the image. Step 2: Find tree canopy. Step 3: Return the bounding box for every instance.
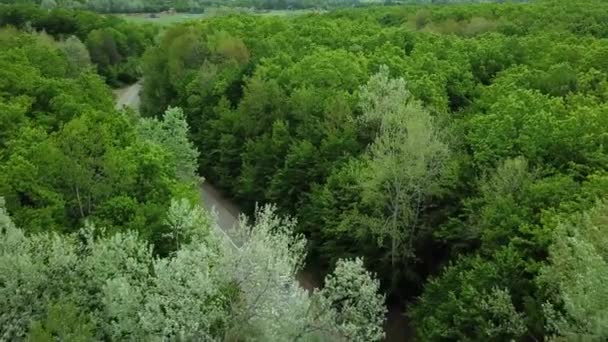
[137,0,608,339]
[2,0,608,340]
[0,26,387,341]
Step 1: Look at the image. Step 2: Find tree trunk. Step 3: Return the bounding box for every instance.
[75,186,85,219]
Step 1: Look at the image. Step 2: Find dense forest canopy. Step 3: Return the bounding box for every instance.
[0,4,161,84]
[1,0,608,340]
[0,11,387,341]
[139,0,608,339]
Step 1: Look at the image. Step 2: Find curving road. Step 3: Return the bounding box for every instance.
[114,82,243,248]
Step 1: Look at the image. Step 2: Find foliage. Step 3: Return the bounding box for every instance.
[138,106,200,182]
[0,198,386,341]
[0,4,158,85]
[58,35,92,76]
[137,1,608,340]
[316,258,387,341]
[539,201,608,341]
[409,247,529,341]
[358,67,450,279]
[0,29,197,255]
[2,0,608,340]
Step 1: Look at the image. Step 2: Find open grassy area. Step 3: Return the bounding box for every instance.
[117,12,209,25]
[117,8,322,25]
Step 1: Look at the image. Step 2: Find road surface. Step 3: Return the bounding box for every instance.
[113,82,142,111]
[199,181,242,246]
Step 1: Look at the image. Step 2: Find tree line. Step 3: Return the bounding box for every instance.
[0,4,158,85]
[138,0,608,340]
[1,0,528,13]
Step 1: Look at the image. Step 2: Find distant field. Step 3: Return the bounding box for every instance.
[117,8,321,25]
[117,12,209,25]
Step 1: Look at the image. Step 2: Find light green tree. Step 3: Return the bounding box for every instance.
[59,36,92,77]
[138,107,200,182]
[163,198,214,250]
[40,0,57,10]
[315,258,387,341]
[0,199,386,341]
[358,66,450,270]
[226,204,386,341]
[540,201,608,341]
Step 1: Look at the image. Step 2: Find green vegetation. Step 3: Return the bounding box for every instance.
[119,12,210,25]
[0,17,386,341]
[0,4,158,85]
[2,0,356,12]
[1,0,608,340]
[118,9,318,26]
[139,0,608,339]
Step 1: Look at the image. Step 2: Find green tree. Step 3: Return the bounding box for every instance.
[539,201,608,341]
[138,106,200,182]
[410,247,528,341]
[27,301,94,342]
[58,35,92,77]
[358,67,450,272]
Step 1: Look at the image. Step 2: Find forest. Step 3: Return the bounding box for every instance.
[1,0,608,341]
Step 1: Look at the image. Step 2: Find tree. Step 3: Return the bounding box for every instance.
[138,107,200,182]
[358,66,450,272]
[163,198,214,250]
[59,35,92,77]
[410,247,528,341]
[0,198,386,341]
[223,204,311,340]
[539,201,608,341]
[225,204,387,341]
[315,258,387,342]
[27,301,94,342]
[40,0,57,10]
[85,28,125,84]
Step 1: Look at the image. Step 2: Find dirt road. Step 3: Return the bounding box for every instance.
[113,82,142,111]
[114,82,243,244]
[199,181,242,244]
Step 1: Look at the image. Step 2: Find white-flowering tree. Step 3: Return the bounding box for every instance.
[540,201,608,341]
[314,258,387,342]
[40,0,57,10]
[0,199,386,341]
[164,197,216,250]
[222,204,312,340]
[224,204,386,341]
[0,197,227,341]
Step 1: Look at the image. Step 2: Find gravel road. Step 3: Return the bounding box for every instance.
[114,82,243,242]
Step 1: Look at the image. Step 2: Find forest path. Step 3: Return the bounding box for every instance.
[113,81,407,341]
[114,82,242,248]
[113,82,319,288]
